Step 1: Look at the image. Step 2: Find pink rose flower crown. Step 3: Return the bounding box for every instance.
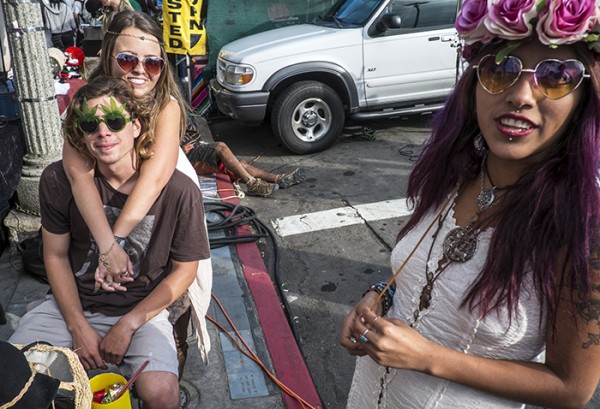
[456,0,600,60]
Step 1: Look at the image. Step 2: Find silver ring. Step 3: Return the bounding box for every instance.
[371,316,380,326]
[359,328,369,343]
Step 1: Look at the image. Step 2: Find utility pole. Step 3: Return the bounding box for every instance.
[2,0,62,241]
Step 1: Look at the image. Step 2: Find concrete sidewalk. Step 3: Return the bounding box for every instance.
[0,172,322,409]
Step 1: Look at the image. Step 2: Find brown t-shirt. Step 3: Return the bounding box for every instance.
[39,161,210,316]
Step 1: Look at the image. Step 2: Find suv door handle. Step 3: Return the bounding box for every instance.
[440,35,456,42]
[428,36,440,41]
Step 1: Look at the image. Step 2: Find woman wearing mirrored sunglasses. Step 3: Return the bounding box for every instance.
[341,1,600,408]
[61,10,213,373]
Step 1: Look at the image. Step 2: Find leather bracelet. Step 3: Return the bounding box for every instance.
[363,281,395,316]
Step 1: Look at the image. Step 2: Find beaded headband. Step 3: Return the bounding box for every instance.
[456,0,600,57]
[106,31,163,45]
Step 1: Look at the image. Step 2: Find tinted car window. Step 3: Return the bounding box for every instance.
[390,0,457,31]
[333,0,382,25]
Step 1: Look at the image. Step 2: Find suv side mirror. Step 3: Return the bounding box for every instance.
[375,13,402,33]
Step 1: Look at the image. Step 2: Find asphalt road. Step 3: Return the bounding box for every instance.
[207,113,600,409]
[208,114,429,409]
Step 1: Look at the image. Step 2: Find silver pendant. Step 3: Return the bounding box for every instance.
[477,188,495,210]
[443,227,477,262]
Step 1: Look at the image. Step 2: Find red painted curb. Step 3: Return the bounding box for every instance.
[214,175,323,409]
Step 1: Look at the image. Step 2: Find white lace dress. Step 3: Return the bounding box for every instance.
[346,201,547,409]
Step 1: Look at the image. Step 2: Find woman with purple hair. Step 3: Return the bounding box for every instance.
[340,1,600,408]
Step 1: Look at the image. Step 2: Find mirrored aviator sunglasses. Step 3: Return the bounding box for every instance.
[474,54,589,100]
[113,53,165,76]
[77,115,131,134]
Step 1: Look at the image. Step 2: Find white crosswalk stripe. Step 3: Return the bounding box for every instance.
[271,198,413,237]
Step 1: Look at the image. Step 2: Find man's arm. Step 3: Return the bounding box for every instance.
[42,228,106,370]
[100,259,198,364]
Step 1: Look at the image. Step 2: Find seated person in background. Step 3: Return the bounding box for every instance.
[85,0,137,34]
[9,77,210,409]
[182,126,305,197]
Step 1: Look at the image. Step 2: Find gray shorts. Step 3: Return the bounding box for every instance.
[8,296,178,378]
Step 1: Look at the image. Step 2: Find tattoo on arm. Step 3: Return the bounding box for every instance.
[583,332,600,349]
[577,299,600,349]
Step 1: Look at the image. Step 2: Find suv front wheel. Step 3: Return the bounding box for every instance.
[271,81,345,154]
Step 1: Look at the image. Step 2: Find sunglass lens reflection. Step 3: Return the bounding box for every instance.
[78,117,127,134]
[478,55,585,99]
[536,61,583,99]
[478,56,521,94]
[143,57,164,76]
[78,119,99,134]
[106,117,126,132]
[116,54,164,76]
[116,54,139,73]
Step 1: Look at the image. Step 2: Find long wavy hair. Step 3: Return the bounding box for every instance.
[399,39,600,327]
[88,10,187,143]
[64,76,153,167]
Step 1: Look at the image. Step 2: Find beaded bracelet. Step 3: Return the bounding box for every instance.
[363,281,395,316]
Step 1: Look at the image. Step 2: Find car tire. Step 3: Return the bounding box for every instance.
[271,80,345,154]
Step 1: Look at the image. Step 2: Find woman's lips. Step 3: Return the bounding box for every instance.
[495,115,537,138]
[127,77,147,86]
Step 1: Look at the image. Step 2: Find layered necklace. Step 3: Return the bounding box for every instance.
[412,154,497,324]
[442,157,497,262]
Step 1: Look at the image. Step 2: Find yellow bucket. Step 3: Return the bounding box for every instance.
[90,372,132,409]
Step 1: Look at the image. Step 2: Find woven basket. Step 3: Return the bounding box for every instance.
[16,343,92,409]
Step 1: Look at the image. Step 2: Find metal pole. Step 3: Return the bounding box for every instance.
[4,0,62,217]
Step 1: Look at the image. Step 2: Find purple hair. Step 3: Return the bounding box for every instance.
[400,41,600,326]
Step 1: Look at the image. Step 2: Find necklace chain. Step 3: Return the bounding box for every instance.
[442,154,496,263]
[413,153,496,325]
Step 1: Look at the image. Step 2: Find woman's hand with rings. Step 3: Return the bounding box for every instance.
[355,308,435,372]
[340,291,384,355]
[95,243,133,292]
[94,261,133,293]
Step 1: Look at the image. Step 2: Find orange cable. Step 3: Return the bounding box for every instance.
[207,293,319,409]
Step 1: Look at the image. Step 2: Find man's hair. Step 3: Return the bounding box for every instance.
[64,76,153,166]
[400,40,600,328]
[88,10,188,142]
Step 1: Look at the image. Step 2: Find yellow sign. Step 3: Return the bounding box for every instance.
[163,0,206,55]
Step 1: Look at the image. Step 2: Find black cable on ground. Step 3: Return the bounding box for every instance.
[204,202,269,249]
[208,201,327,403]
[204,201,302,345]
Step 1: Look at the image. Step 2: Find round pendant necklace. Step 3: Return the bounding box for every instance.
[442,155,496,263]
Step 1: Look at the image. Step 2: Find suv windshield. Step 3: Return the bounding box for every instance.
[317,0,382,27]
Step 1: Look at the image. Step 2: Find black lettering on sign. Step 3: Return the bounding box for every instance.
[169,38,183,48]
[190,20,204,30]
[170,24,182,36]
[167,11,181,23]
[166,0,182,9]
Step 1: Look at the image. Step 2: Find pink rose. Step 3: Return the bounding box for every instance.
[484,0,538,40]
[456,0,493,44]
[537,0,600,45]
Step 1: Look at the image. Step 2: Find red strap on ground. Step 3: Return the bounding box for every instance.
[215,174,322,409]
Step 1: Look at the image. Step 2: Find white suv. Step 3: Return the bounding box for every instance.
[209,0,460,154]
